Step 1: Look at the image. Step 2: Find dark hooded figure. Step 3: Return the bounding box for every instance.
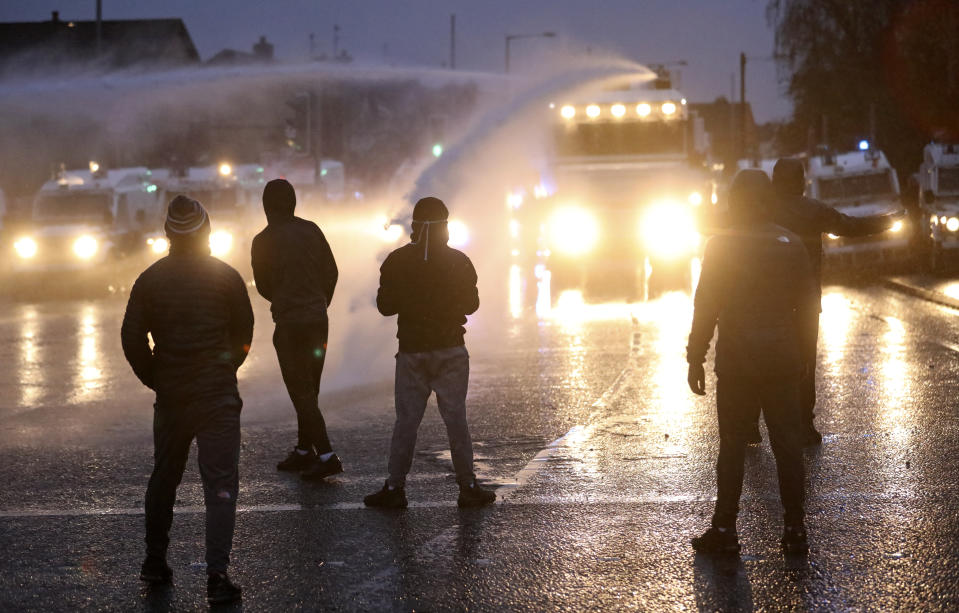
[122,195,253,605]
[686,170,818,555]
[364,196,496,509]
[250,179,341,481]
[740,158,898,446]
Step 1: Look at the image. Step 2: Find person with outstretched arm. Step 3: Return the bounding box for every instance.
[686,170,818,555]
[122,196,253,605]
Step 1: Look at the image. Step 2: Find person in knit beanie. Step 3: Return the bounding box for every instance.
[121,195,253,605]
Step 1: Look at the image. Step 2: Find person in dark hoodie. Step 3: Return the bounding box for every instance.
[251,178,342,481]
[364,196,496,509]
[686,170,818,555]
[122,196,252,605]
[743,158,900,446]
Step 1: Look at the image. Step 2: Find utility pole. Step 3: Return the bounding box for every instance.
[740,52,747,160]
[95,0,103,58]
[450,14,456,70]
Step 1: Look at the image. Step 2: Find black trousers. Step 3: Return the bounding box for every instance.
[713,375,805,528]
[145,399,241,573]
[273,317,333,454]
[747,313,819,430]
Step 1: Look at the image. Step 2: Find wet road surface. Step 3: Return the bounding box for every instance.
[2,278,959,611]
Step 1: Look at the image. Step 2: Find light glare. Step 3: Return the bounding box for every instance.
[209,230,234,257]
[14,237,38,259]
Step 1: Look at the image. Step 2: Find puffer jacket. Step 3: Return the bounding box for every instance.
[686,223,818,378]
[377,232,479,353]
[251,202,337,324]
[121,244,254,405]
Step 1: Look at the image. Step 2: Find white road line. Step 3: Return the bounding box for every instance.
[493,325,640,503]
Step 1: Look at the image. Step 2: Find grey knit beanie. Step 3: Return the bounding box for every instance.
[164,195,209,237]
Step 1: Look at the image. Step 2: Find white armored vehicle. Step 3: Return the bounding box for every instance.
[806,145,908,267]
[918,142,959,271]
[10,163,162,290]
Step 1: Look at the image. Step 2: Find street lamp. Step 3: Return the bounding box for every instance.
[505,31,556,73]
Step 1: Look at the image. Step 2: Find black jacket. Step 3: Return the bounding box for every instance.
[251,207,338,324]
[687,223,818,378]
[771,194,893,296]
[121,246,254,405]
[377,238,479,353]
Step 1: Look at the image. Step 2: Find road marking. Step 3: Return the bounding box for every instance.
[494,324,640,503]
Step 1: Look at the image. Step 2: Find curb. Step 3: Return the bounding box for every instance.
[883,277,959,311]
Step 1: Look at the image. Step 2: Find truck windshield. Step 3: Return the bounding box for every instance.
[182,189,238,211]
[939,168,959,193]
[34,193,111,224]
[553,121,685,157]
[818,171,895,202]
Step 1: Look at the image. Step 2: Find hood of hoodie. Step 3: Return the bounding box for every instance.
[264,198,295,225]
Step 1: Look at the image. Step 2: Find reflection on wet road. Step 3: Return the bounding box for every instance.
[2,278,959,610]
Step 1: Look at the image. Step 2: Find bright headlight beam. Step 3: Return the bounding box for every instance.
[611,103,626,118]
[218,162,233,177]
[640,201,699,259]
[149,237,169,254]
[946,217,959,232]
[209,230,234,257]
[890,220,904,233]
[73,235,98,259]
[636,103,651,117]
[549,206,599,255]
[447,219,470,248]
[560,105,576,119]
[14,237,38,259]
[688,192,703,206]
[661,102,677,116]
[585,104,601,119]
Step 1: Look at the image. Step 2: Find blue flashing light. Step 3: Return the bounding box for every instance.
[858,139,869,151]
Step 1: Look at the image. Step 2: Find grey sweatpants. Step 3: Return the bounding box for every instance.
[387,345,475,488]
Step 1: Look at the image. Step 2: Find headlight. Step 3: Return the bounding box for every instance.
[549,206,599,255]
[611,103,626,118]
[688,191,703,206]
[947,217,959,233]
[636,103,651,117]
[209,230,234,257]
[447,219,470,248]
[640,201,699,259]
[14,237,38,259]
[560,105,576,119]
[148,237,169,254]
[218,162,233,177]
[890,220,905,233]
[827,233,839,239]
[73,235,99,260]
[585,104,601,119]
[661,102,677,116]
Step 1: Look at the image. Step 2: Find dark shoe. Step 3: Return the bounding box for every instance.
[301,453,344,481]
[744,427,762,445]
[207,572,242,605]
[363,480,408,509]
[802,426,823,446]
[782,525,809,554]
[691,526,741,554]
[277,447,315,471]
[139,556,172,584]
[457,480,496,508]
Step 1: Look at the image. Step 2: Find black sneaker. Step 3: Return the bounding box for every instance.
[782,525,809,554]
[207,572,242,605]
[301,453,344,481]
[457,480,496,508]
[802,426,823,446]
[363,480,408,508]
[139,556,172,584]
[277,447,315,472]
[691,526,741,554]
